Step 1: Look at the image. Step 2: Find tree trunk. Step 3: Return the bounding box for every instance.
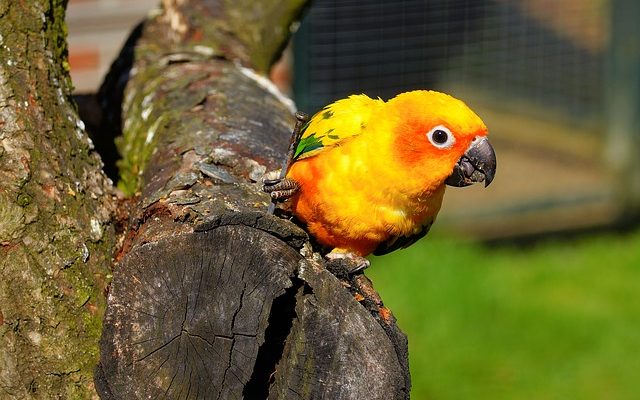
[95,0,410,399]
[0,0,116,398]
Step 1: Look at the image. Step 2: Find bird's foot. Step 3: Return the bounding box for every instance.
[264,112,308,214]
[325,250,371,276]
[262,176,300,201]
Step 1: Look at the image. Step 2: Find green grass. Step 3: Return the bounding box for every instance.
[366,229,640,400]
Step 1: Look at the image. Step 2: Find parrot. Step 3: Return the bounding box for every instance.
[263,90,496,269]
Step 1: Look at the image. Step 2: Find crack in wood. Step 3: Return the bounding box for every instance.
[190,249,206,325]
[135,332,182,363]
[243,278,302,399]
[216,277,247,400]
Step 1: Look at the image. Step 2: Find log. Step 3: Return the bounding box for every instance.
[96,1,410,398]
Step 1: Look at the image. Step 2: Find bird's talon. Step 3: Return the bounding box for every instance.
[325,251,371,275]
[262,178,281,186]
[262,177,299,200]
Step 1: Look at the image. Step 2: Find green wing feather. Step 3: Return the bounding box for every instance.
[293,94,384,160]
[294,133,324,159]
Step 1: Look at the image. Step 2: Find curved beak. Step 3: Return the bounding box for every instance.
[445,136,496,187]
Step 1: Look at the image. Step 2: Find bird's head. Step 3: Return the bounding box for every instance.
[387,90,496,188]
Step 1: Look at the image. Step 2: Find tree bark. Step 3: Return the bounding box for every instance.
[0,0,116,398]
[96,0,410,399]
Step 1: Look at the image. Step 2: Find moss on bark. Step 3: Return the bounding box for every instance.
[112,0,307,194]
[0,0,116,397]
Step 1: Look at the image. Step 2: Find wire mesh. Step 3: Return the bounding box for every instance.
[294,0,606,122]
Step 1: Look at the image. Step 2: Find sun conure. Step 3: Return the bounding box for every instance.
[264,90,496,266]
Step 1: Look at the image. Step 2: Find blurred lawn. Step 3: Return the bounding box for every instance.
[366,229,640,400]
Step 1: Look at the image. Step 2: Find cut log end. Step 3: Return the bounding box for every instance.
[97,223,410,399]
[98,225,301,399]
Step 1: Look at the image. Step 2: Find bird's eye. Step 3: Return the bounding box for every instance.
[432,130,448,144]
[427,125,455,149]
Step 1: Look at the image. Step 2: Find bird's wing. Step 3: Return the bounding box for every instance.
[372,220,434,256]
[294,94,383,160]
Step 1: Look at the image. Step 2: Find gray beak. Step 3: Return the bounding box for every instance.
[445,136,496,187]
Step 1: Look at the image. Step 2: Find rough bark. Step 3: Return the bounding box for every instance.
[96,0,410,398]
[0,0,116,398]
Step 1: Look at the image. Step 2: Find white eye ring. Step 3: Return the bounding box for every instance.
[426,125,455,149]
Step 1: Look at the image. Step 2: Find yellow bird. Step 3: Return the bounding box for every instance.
[265,90,496,268]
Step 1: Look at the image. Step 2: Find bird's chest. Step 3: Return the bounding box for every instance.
[330,156,444,234]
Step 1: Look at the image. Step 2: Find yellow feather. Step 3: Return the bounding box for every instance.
[294,94,384,160]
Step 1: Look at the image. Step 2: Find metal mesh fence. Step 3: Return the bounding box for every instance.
[294,0,606,122]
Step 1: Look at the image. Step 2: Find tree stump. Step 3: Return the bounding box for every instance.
[98,225,303,399]
[96,1,410,398]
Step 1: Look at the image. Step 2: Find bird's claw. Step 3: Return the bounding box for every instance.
[325,251,371,276]
[265,112,308,214]
[262,177,300,201]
